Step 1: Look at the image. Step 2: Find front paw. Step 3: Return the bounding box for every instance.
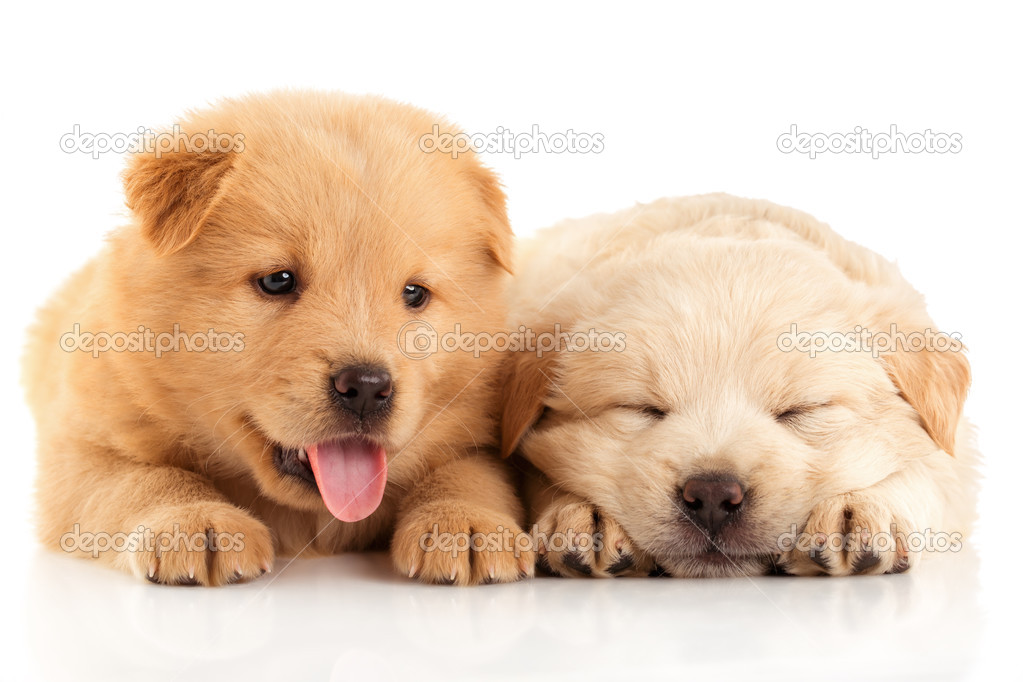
[118,502,274,586]
[780,494,913,576]
[391,502,535,586]
[535,496,654,578]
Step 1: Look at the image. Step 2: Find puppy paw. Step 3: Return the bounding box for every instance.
[391,502,535,586]
[120,502,275,586]
[780,494,913,576]
[535,497,654,578]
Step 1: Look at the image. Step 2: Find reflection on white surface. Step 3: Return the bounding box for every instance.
[19,547,986,681]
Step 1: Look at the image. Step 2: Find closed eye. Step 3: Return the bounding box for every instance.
[619,405,669,420]
[775,402,831,423]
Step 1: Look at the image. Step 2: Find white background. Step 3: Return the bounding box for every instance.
[1,2,1021,681]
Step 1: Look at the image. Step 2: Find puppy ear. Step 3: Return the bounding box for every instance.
[882,343,971,455]
[500,349,557,458]
[464,160,514,274]
[123,146,235,256]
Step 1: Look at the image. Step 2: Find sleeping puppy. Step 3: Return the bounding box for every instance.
[502,194,974,578]
[25,91,533,585]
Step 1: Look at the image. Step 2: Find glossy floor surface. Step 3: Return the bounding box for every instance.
[4,543,1010,681]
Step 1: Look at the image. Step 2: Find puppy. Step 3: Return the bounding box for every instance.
[25,91,533,586]
[502,194,974,578]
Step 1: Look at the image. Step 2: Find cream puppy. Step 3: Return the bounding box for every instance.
[502,194,974,578]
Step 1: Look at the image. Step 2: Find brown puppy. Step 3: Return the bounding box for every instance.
[503,194,975,578]
[25,91,533,586]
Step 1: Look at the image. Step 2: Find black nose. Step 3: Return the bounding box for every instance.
[679,476,745,535]
[333,366,393,417]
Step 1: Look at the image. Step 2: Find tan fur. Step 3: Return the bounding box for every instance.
[501,342,559,459]
[24,90,532,586]
[503,194,976,578]
[883,348,971,456]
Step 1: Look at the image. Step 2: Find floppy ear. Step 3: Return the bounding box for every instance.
[123,146,235,256]
[464,160,514,274]
[882,344,971,455]
[500,349,558,458]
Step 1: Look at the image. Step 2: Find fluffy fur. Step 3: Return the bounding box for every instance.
[502,194,975,578]
[25,91,532,586]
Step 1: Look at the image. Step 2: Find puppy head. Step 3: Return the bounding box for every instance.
[503,234,969,576]
[118,91,511,520]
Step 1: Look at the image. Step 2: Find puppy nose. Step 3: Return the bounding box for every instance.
[333,366,393,417]
[680,476,745,535]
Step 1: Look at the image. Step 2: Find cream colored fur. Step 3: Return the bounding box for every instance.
[503,194,975,578]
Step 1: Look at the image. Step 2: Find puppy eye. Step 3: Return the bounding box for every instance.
[257,270,297,295]
[402,284,430,309]
[621,405,668,420]
[641,406,669,420]
[775,403,830,424]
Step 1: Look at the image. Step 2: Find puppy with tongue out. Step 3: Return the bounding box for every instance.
[26,91,534,587]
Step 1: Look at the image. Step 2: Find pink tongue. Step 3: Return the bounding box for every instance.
[306,439,387,522]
